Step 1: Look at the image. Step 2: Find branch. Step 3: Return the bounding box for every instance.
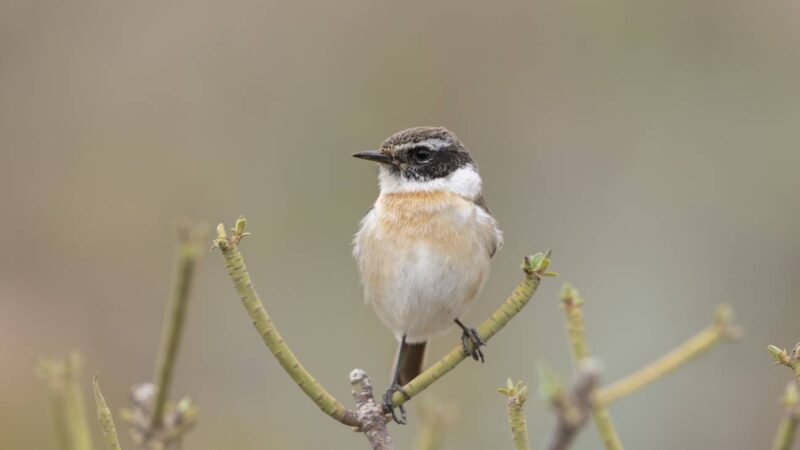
[540,360,601,450]
[93,376,123,450]
[768,343,800,450]
[36,352,94,450]
[350,370,395,450]
[596,305,740,405]
[560,285,624,450]
[391,252,556,407]
[213,215,555,426]
[121,383,197,450]
[151,222,204,428]
[771,382,800,450]
[498,379,531,450]
[768,343,800,385]
[213,216,359,427]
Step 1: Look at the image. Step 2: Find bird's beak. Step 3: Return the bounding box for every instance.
[352,150,393,164]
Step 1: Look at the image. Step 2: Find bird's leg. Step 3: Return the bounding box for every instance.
[383,336,412,424]
[382,384,410,425]
[455,319,485,362]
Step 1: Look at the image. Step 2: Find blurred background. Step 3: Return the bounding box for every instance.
[2,0,799,449]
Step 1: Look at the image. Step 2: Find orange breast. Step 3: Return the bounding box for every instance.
[354,190,495,339]
[376,191,478,251]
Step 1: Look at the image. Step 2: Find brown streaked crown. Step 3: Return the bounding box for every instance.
[378,126,475,181]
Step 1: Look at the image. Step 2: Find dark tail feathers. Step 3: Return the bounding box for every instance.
[392,340,427,386]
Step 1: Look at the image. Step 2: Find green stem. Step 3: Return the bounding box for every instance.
[214,216,555,427]
[412,400,457,450]
[771,379,800,450]
[413,425,445,450]
[214,218,360,427]
[768,343,800,385]
[597,305,739,405]
[560,285,624,450]
[499,380,531,450]
[508,399,531,450]
[391,252,554,407]
[772,416,799,450]
[151,225,202,428]
[36,352,94,450]
[93,376,123,450]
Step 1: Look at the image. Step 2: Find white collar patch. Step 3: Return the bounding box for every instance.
[378,164,482,200]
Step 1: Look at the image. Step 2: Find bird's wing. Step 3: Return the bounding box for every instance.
[473,195,503,258]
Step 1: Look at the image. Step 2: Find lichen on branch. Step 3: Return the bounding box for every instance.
[120,383,197,450]
[350,370,394,450]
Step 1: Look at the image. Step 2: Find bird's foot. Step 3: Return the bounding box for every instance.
[460,327,485,362]
[382,384,411,425]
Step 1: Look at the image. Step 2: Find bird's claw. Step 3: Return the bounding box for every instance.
[382,384,411,424]
[461,327,485,362]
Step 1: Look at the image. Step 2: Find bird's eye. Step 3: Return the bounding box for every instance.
[411,147,433,163]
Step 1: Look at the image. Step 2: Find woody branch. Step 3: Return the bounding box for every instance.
[212,215,555,448]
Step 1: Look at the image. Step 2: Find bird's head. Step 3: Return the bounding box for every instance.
[353,126,482,198]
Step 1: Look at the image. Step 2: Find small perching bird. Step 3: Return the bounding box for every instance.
[352,126,503,423]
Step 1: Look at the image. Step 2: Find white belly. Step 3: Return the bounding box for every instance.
[353,191,499,342]
[368,242,489,342]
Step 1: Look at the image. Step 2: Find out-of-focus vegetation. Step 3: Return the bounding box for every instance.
[3,1,800,449]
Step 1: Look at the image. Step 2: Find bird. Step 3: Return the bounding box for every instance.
[352,126,503,423]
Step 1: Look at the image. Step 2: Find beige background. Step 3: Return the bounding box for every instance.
[2,0,799,449]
